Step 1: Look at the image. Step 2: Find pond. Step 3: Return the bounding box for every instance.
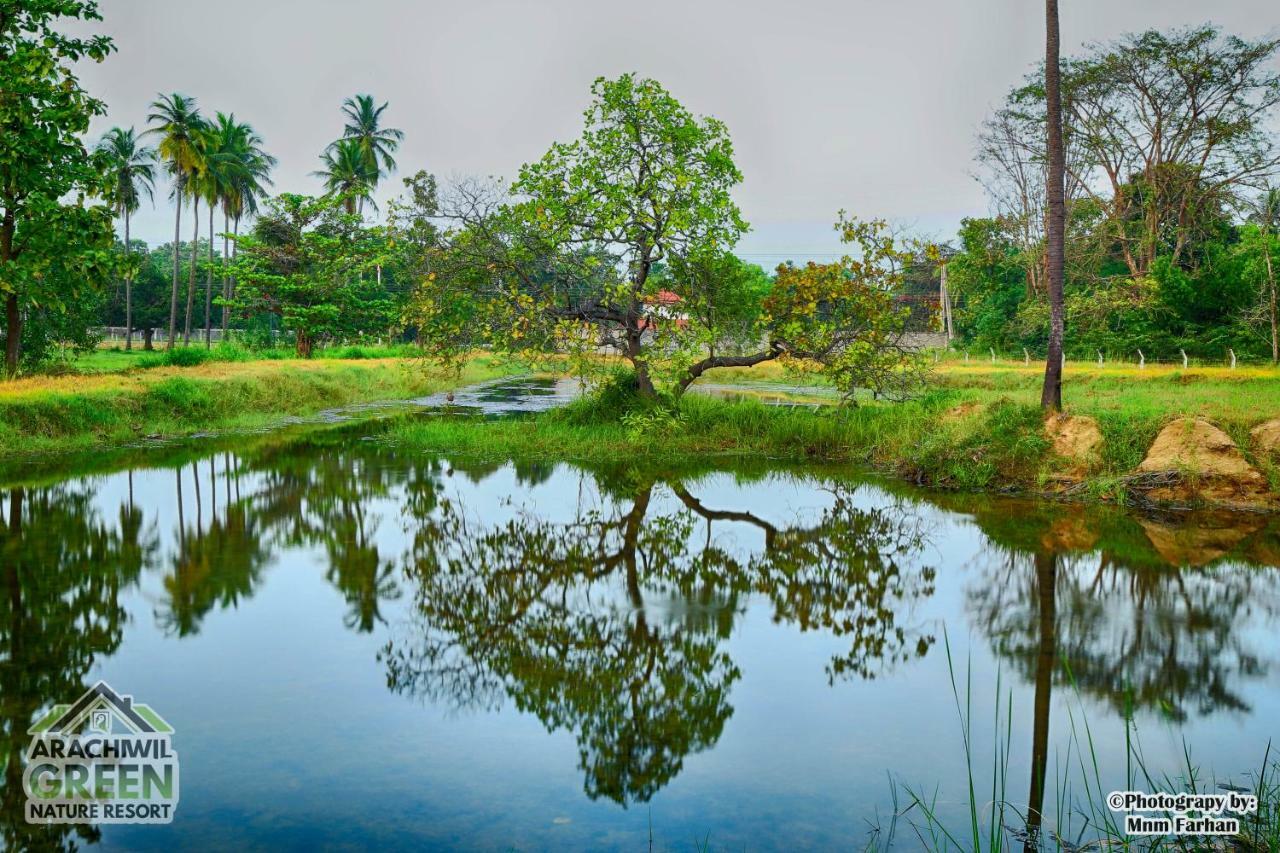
[2,380,1278,850]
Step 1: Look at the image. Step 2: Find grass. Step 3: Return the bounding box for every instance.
[370,359,1280,508]
[4,350,1279,507]
[46,341,424,375]
[0,353,518,459]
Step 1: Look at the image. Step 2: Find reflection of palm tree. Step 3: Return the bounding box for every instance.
[156,464,269,637]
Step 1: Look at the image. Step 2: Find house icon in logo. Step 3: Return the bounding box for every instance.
[28,682,173,736]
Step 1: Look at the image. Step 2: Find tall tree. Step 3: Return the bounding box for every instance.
[314,139,376,214]
[0,0,117,376]
[415,76,921,399]
[214,117,275,335]
[1041,0,1066,412]
[96,127,155,351]
[1057,27,1280,277]
[334,94,403,212]
[227,193,390,357]
[146,93,205,350]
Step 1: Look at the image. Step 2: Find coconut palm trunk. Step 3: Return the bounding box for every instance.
[1040,0,1066,412]
[231,217,240,322]
[205,203,214,347]
[168,186,183,351]
[124,205,134,351]
[185,194,199,345]
[221,209,231,335]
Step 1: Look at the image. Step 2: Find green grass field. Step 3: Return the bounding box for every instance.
[4,348,1278,506]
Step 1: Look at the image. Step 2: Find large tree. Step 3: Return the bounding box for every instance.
[0,0,117,375]
[97,127,156,351]
[146,93,205,350]
[332,94,403,213]
[1041,0,1066,411]
[412,75,919,400]
[227,193,391,357]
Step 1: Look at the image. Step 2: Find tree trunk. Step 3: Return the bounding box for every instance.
[4,294,19,377]
[185,195,199,346]
[295,329,313,359]
[625,322,656,397]
[1266,245,1277,365]
[1024,550,1057,852]
[231,217,240,313]
[143,327,155,351]
[124,209,134,351]
[205,203,214,348]
[1040,0,1066,412]
[221,209,230,335]
[2,212,19,376]
[168,187,183,351]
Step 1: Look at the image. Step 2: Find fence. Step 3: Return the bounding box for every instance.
[928,345,1265,370]
[94,327,285,346]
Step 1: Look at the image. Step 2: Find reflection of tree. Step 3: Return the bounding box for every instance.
[0,486,151,850]
[971,546,1280,722]
[383,475,936,805]
[156,462,270,636]
[965,506,1280,849]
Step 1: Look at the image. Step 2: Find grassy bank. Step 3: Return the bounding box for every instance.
[380,363,1280,507]
[0,354,516,459]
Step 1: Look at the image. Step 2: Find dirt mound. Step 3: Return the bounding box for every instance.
[1136,418,1271,507]
[1139,515,1264,567]
[1250,418,1280,458]
[1040,516,1099,552]
[1044,414,1102,477]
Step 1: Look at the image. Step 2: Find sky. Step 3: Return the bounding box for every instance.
[76,0,1280,264]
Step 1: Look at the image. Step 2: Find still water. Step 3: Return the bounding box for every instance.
[2,381,1279,850]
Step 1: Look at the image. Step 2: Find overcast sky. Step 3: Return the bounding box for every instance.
[78,0,1279,263]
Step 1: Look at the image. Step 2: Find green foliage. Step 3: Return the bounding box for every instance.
[0,0,119,375]
[950,25,1280,362]
[228,193,394,357]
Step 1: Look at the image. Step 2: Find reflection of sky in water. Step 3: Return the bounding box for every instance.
[8,445,1278,850]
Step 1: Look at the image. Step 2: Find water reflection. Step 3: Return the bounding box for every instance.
[0,428,1278,847]
[0,486,151,850]
[961,501,1280,848]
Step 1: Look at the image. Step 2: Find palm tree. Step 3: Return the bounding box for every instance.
[1040,0,1066,412]
[147,93,205,351]
[314,138,376,214]
[333,94,403,213]
[214,118,275,335]
[96,128,156,351]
